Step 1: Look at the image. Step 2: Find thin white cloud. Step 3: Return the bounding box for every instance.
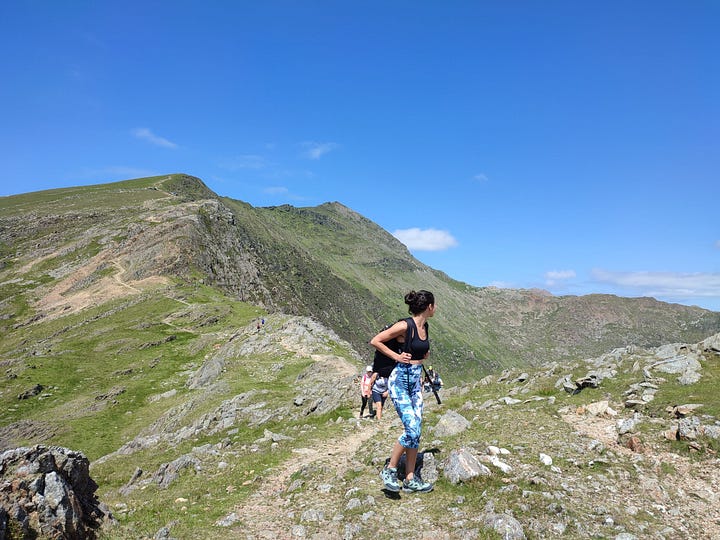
[301,141,339,160]
[545,269,576,286]
[392,228,458,251]
[592,269,720,301]
[264,186,289,195]
[132,128,177,149]
[473,173,489,183]
[715,240,720,249]
[220,154,267,171]
[262,185,308,201]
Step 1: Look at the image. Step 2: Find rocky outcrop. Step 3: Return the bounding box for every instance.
[0,445,115,539]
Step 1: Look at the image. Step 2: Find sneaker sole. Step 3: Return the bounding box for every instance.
[402,485,433,493]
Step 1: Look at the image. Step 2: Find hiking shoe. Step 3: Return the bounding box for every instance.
[402,477,433,493]
[380,466,400,492]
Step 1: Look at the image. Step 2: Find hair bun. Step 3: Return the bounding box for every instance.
[404,289,435,315]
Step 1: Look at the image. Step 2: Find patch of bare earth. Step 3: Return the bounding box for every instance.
[308,354,359,378]
[0,420,59,451]
[35,254,167,320]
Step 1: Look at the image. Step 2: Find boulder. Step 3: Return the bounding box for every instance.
[482,512,526,540]
[678,416,701,440]
[650,354,702,385]
[0,445,115,539]
[432,410,471,437]
[442,448,491,484]
[480,502,526,540]
[669,404,703,418]
[700,333,720,353]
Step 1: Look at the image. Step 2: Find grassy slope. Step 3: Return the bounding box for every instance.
[0,283,361,538]
[251,202,537,375]
[0,284,262,457]
[244,200,720,378]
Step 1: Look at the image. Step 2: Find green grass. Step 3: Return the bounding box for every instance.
[0,284,265,458]
[0,270,363,537]
[643,352,720,418]
[3,173,720,538]
[0,282,32,333]
[0,176,170,216]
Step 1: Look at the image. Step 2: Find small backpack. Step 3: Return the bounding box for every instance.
[372,317,413,378]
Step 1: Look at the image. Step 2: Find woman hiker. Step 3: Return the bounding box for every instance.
[369,369,389,420]
[370,290,436,493]
[359,365,375,418]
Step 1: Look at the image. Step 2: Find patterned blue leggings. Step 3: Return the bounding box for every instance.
[388,364,424,449]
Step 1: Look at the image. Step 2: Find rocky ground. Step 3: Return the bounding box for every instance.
[3,315,719,539]
[204,334,720,539]
[210,409,719,539]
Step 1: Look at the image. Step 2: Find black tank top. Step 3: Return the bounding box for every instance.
[405,318,430,360]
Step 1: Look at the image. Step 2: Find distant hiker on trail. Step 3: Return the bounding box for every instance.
[371,290,436,494]
[360,366,375,418]
[370,370,389,420]
[424,365,443,393]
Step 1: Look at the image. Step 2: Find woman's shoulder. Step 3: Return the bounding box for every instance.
[399,316,414,327]
[391,318,411,332]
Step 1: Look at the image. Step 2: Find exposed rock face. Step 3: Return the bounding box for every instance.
[0,445,114,539]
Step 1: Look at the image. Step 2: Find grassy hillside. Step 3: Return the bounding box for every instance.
[239,198,720,377]
[2,173,719,386]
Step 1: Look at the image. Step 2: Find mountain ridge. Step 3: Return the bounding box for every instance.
[2,173,718,381]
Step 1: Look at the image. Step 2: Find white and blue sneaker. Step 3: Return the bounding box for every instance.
[402,476,433,493]
[380,466,400,492]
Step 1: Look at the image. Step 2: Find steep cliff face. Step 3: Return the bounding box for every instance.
[0,177,271,323]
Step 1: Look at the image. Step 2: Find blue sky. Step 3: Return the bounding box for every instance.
[2,1,719,310]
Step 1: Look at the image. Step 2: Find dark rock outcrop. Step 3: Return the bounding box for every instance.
[0,445,115,539]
